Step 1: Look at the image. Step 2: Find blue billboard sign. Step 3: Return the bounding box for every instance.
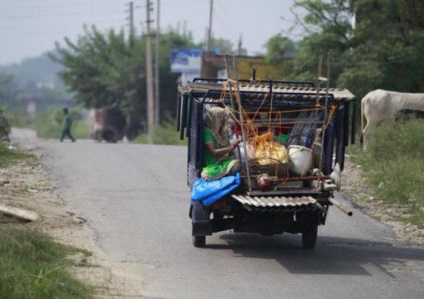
[171,48,202,73]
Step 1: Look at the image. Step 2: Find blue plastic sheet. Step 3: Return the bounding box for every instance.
[191,173,241,207]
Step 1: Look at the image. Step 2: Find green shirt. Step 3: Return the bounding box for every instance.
[63,115,73,129]
[203,128,222,166]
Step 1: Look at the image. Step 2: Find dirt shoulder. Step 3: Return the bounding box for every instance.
[0,145,144,298]
[341,155,424,247]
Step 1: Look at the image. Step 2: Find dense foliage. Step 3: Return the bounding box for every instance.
[50,26,201,128]
[0,54,69,116]
[286,0,424,98]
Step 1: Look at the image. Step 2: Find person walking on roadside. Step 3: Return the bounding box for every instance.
[60,107,76,142]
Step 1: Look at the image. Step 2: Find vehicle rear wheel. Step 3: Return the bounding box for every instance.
[193,236,206,248]
[102,126,118,143]
[302,224,318,249]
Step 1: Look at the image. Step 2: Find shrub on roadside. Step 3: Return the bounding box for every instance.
[351,118,424,228]
[133,122,187,145]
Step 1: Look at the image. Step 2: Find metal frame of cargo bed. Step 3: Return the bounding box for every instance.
[177,78,357,195]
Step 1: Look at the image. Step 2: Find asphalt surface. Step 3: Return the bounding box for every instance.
[11,129,424,299]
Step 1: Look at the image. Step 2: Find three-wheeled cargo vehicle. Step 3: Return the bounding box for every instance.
[177,76,356,249]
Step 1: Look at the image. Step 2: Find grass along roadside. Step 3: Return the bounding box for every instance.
[0,228,92,298]
[133,121,188,145]
[0,142,96,298]
[346,117,424,231]
[0,142,32,167]
[9,108,90,141]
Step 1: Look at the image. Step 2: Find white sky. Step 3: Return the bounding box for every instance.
[0,0,305,66]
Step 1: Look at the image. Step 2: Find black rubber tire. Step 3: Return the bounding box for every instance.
[193,236,206,248]
[302,224,318,249]
[101,126,118,143]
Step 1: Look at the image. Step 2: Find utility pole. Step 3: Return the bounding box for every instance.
[206,0,213,51]
[154,0,160,126]
[126,2,135,46]
[145,0,155,142]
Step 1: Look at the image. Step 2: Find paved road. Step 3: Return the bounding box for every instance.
[11,129,424,299]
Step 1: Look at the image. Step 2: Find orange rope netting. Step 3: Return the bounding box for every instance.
[215,80,337,180]
[219,80,333,144]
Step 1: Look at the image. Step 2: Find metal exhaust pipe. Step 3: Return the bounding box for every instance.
[328,196,353,216]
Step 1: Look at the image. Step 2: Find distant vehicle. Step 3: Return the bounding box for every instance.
[89,105,126,143]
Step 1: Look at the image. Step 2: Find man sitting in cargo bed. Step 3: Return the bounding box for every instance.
[201,107,241,181]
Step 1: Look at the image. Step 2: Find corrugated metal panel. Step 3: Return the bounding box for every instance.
[181,82,355,101]
[231,194,322,212]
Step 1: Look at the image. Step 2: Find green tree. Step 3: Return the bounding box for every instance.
[153,28,200,118]
[51,25,150,133]
[265,34,296,65]
[289,0,354,83]
[0,74,14,108]
[50,26,136,110]
[289,0,424,98]
[210,37,234,55]
[348,0,424,94]
[0,74,28,117]
[50,25,203,131]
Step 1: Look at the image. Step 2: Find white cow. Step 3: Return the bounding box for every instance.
[361,89,424,150]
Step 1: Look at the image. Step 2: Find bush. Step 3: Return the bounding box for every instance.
[352,118,424,227]
[133,122,187,145]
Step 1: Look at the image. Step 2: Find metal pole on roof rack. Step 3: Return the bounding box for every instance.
[231,56,252,192]
[224,56,239,146]
[224,56,243,164]
[224,56,236,112]
[315,54,327,182]
[315,54,330,177]
[325,54,330,105]
[322,54,330,170]
[316,54,323,106]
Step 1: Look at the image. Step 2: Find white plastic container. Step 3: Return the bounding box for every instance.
[288,145,313,176]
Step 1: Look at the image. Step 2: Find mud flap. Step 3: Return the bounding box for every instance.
[191,201,212,236]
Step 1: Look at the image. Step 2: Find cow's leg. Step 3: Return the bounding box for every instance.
[362,120,376,152]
